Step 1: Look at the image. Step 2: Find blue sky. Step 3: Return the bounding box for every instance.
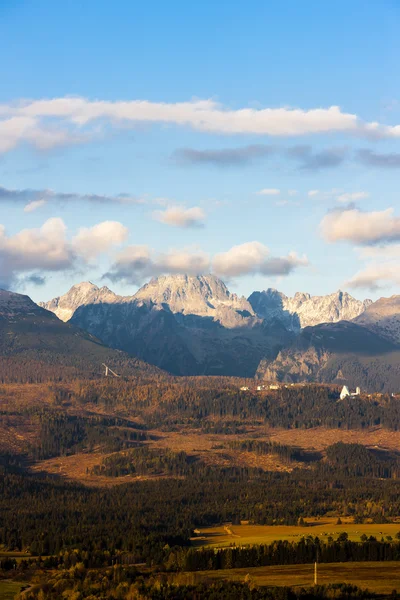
[0,0,399,302]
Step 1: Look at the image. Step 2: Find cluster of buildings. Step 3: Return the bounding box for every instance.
[239,383,365,399]
[240,383,294,392]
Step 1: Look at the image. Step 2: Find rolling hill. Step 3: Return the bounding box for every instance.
[0,289,162,381]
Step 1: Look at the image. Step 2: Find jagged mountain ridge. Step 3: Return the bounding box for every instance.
[134,274,257,329]
[41,277,370,329]
[39,276,398,380]
[40,275,290,376]
[248,288,371,330]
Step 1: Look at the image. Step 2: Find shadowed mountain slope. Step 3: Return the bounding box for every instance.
[0,289,161,381]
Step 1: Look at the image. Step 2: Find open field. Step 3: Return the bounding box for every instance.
[30,451,182,487]
[191,518,400,547]
[0,581,26,600]
[172,562,400,594]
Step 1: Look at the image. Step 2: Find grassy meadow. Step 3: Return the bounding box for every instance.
[192,517,400,548]
[0,581,26,600]
[171,562,400,594]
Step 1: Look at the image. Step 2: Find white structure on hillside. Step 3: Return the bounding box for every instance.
[102,363,120,377]
[340,385,361,400]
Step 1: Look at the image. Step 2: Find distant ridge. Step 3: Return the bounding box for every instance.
[248,288,371,330]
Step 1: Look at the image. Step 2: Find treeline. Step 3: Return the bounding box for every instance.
[89,442,399,481]
[166,537,400,572]
[69,379,400,431]
[229,440,321,463]
[29,411,149,460]
[323,443,400,479]
[90,447,195,477]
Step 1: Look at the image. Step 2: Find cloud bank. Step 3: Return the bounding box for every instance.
[212,242,308,278]
[2,96,400,153]
[104,241,308,285]
[0,218,127,288]
[321,207,400,245]
[152,205,206,228]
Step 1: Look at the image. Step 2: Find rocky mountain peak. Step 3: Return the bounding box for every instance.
[39,281,123,322]
[133,274,253,318]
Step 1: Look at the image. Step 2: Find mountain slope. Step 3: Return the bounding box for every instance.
[353,295,400,345]
[249,289,370,330]
[0,289,161,381]
[256,320,400,392]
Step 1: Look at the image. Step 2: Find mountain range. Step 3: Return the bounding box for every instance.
[41,275,290,376]
[37,275,400,390]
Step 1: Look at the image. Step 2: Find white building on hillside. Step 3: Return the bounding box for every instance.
[340,386,361,400]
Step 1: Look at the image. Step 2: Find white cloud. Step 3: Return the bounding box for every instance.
[104,241,308,284]
[2,96,400,153]
[23,199,47,213]
[308,190,320,197]
[105,245,210,285]
[346,262,400,291]
[257,188,280,196]
[0,115,86,153]
[346,244,400,291]
[0,218,127,288]
[212,241,308,278]
[321,207,400,245]
[0,218,72,287]
[72,221,128,260]
[152,205,205,228]
[356,244,400,260]
[336,191,369,203]
[288,189,298,196]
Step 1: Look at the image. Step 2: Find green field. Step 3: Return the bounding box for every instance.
[0,581,26,600]
[192,518,400,548]
[171,562,400,594]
